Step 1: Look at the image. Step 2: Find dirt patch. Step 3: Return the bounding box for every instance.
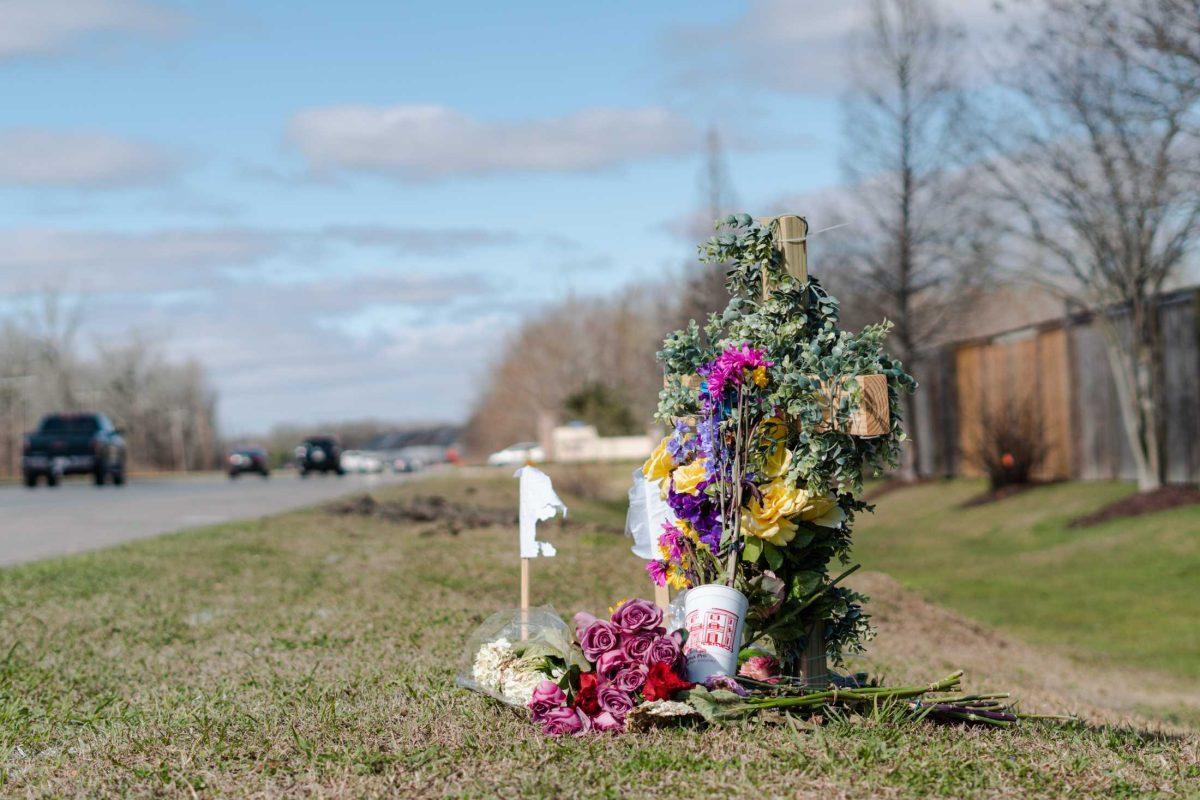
[1068,485,1200,528]
[864,477,934,501]
[326,493,518,536]
[960,480,1062,508]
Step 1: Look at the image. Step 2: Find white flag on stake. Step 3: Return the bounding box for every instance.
[515,466,565,558]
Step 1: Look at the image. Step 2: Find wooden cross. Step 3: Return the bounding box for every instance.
[650,214,887,682]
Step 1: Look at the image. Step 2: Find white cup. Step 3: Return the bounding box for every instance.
[682,584,748,683]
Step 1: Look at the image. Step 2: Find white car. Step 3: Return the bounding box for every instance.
[486,442,545,467]
[340,450,385,473]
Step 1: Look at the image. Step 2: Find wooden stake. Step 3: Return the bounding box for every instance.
[520,557,530,640]
[654,584,670,615]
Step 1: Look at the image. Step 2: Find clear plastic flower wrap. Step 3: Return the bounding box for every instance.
[455,606,576,708]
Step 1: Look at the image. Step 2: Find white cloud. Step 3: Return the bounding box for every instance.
[0,227,282,292]
[0,0,184,59]
[665,0,1009,95]
[288,104,703,180]
[0,129,181,188]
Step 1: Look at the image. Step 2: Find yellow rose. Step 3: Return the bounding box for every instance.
[758,417,791,478]
[741,480,844,546]
[762,446,792,479]
[642,436,674,482]
[671,459,709,495]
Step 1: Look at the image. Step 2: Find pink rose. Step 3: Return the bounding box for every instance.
[597,685,635,718]
[591,711,624,732]
[528,680,566,722]
[573,611,598,641]
[739,655,781,683]
[541,706,590,736]
[579,620,620,662]
[610,598,664,634]
[612,663,649,694]
[647,633,682,666]
[621,631,656,662]
[595,649,629,683]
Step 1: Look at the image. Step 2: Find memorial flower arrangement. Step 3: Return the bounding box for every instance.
[646,214,917,675]
[459,215,1069,734]
[463,599,1059,735]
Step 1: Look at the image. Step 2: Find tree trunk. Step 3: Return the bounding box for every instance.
[1100,307,1164,492]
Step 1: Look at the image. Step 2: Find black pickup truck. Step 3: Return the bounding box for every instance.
[22,413,127,488]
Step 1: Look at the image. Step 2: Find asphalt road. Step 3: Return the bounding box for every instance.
[0,470,408,567]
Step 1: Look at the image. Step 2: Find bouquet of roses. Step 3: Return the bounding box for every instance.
[526,598,700,735]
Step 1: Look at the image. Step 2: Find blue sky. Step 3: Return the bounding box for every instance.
[0,0,996,433]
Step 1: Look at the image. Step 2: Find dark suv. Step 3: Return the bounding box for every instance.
[296,436,344,476]
[23,413,127,488]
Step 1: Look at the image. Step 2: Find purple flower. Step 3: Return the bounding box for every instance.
[647,633,682,666]
[541,706,590,736]
[646,560,668,587]
[622,632,656,663]
[612,663,649,694]
[702,674,749,697]
[579,620,620,662]
[591,710,624,732]
[528,680,566,722]
[595,649,629,682]
[667,483,722,550]
[610,598,664,634]
[598,685,635,718]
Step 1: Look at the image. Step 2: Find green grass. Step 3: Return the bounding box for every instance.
[0,467,1195,798]
[853,479,1200,681]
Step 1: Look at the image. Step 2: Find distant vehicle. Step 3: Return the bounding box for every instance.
[340,450,384,474]
[389,455,418,473]
[486,441,545,467]
[22,412,127,488]
[296,436,344,476]
[228,446,270,479]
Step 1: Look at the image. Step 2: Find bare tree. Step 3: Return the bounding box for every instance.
[839,0,994,478]
[982,0,1200,491]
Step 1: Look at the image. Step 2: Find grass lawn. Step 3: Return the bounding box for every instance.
[0,466,1196,798]
[854,479,1200,681]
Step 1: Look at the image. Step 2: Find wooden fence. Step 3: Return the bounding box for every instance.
[912,287,1200,484]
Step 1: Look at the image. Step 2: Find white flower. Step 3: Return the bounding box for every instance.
[471,637,515,692]
[499,661,545,705]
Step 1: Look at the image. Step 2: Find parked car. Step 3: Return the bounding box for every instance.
[486,441,545,467]
[295,436,344,476]
[228,446,270,478]
[22,412,127,488]
[340,450,384,474]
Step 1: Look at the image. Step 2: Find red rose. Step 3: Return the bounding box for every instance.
[642,660,694,702]
[571,671,601,716]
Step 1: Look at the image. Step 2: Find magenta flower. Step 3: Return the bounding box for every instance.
[701,343,772,398]
[591,711,624,732]
[598,685,635,718]
[621,631,656,663]
[541,706,590,736]
[647,633,682,666]
[612,663,649,694]
[646,560,668,587]
[528,680,566,722]
[610,598,664,634]
[579,620,620,662]
[739,655,781,683]
[595,649,629,683]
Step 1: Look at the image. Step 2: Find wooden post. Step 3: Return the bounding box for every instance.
[774,214,808,283]
[654,584,670,615]
[800,621,829,687]
[520,557,530,640]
